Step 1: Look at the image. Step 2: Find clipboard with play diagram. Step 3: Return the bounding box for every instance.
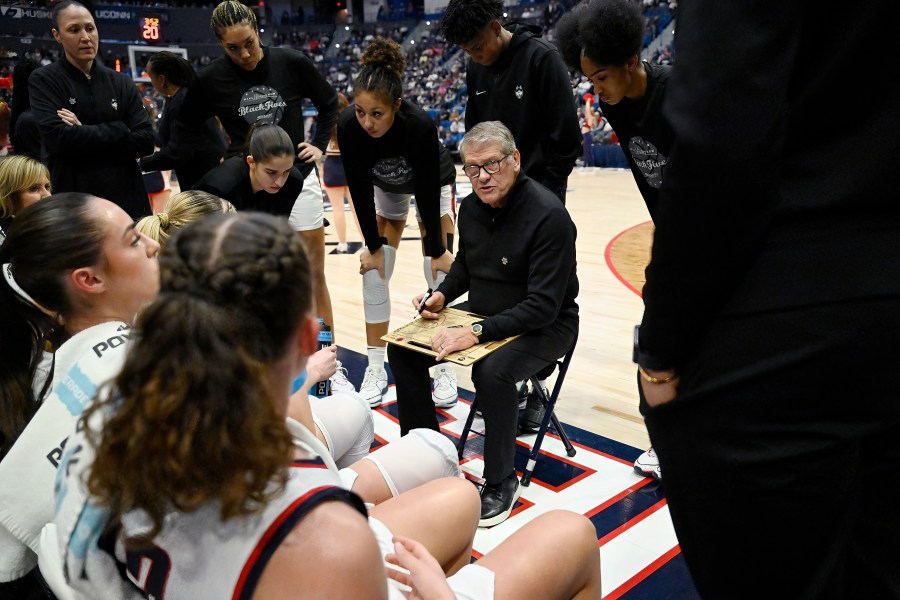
[382,307,521,366]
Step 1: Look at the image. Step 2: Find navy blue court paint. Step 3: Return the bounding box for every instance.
[334,347,699,599]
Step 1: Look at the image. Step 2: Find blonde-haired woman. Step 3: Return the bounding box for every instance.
[0,155,52,243]
[135,190,235,244]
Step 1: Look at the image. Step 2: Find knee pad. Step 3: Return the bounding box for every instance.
[310,392,374,469]
[422,257,448,290]
[363,245,396,323]
[362,428,461,497]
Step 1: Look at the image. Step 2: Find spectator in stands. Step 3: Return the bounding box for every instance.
[178,0,340,340]
[138,52,225,192]
[29,1,154,219]
[441,0,581,204]
[441,129,458,152]
[0,101,10,156]
[449,115,461,134]
[8,61,41,160]
[580,93,596,167]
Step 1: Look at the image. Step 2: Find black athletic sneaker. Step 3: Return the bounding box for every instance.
[479,472,521,527]
[517,380,530,408]
[518,385,548,434]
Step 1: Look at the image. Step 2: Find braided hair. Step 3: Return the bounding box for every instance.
[146,51,196,88]
[84,213,313,543]
[210,0,257,39]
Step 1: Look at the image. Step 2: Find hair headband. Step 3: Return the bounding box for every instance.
[3,262,40,307]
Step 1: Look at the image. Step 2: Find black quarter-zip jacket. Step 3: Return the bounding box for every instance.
[437,174,579,342]
[29,59,154,218]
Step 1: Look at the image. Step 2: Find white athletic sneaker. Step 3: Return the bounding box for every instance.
[634,447,662,480]
[329,360,356,393]
[432,364,458,407]
[359,366,388,407]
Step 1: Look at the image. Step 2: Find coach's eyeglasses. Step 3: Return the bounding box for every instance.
[462,154,512,179]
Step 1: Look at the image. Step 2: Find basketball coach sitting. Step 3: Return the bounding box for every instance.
[389,121,579,527]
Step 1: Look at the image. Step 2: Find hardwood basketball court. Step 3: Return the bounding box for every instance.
[322,166,654,450]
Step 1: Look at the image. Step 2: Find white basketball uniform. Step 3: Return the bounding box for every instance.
[119,460,364,599]
[55,424,365,600]
[0,321,131,581]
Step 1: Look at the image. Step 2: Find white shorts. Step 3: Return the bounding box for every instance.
[369,516,495,600]
[288,166,325,232]
[374,184,456,223]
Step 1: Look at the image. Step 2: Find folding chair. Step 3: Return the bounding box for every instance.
[456,341,577,486]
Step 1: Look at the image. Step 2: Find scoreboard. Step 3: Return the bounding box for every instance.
[138,12,164,44]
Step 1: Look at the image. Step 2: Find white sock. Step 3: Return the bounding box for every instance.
[367,346,386,371]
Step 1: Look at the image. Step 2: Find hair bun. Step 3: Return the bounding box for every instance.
[158,212,170,229]
[361,38,405,79]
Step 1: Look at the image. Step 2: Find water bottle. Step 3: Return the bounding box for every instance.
[314,319,332,398]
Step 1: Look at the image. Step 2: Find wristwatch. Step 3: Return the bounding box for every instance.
[470,323,483,338]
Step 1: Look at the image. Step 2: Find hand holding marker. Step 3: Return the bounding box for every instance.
[417,288,433,315]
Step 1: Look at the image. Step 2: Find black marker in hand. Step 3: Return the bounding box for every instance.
[417,288,433,314]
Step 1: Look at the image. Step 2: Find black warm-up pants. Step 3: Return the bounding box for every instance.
[389,320,575,485]
[642,297,900,599]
